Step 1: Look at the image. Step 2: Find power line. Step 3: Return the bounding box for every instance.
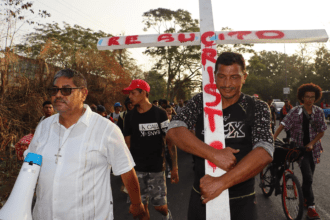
[35,0,86,27]
[54,0,111,32]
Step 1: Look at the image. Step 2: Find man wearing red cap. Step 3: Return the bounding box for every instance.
[123,79,179,220]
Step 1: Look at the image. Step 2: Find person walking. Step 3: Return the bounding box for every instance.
[167,52,273,220]
[24,68,145,220]
[274,83,327,220]
[123,79,179,220]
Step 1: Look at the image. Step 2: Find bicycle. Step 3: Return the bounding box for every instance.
[259,138,305,220]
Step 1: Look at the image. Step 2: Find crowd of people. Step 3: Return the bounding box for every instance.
[12,51,327,220]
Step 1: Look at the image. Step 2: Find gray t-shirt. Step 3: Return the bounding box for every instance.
[112,112,120,124]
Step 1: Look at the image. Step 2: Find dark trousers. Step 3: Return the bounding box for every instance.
[299,151,315,206]
[187,189,256,220]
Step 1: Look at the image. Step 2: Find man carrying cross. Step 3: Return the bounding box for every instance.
[166,52,274,220]
[24,69,145,220]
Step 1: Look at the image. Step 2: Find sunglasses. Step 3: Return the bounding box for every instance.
[48,87,83,96]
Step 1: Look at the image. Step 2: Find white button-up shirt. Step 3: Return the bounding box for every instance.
[24,104,135,220]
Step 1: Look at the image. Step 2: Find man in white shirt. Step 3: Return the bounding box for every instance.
[24,68,145,220]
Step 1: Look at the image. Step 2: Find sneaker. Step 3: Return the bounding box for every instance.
[307,207,320,219]
[167,171,171,179]
[162,209,173,220]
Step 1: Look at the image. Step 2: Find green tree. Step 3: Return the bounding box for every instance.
[144,70,167,102]
[312,45,330,91]
[142,9,254,101]
[14,23,143,105]
[245,51,302,101]
[142,8,200,101]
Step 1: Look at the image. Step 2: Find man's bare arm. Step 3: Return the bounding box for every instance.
[306,132,324,151]
[121,169,145,219]
[167,138,178,169]
[167,127,239,172]
[273,124,285,140]
[167,138,179,183]
[124,136,131,150]
[200,147,272,203]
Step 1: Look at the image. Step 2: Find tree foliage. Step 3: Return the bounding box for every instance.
[244,44,330,104]
[142,8,255,101]
[0,0,50,94]
[144,70,167,102]
[12,22,144,106]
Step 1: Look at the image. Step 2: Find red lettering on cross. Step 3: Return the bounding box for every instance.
[207,141,224,172]
[125,35,141,45]
[201,31,216,47]
[255,30,285,39]
[219,34,225,40]
[108,37,120,46]
[178,33,195,43]
[228,31,252,40]
[204,106,223,133]
[158,34,174,42]
[201,48,217,67]
[204,66,221,107]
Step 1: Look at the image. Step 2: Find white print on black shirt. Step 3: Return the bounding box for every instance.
[138,120,169,137]
[224,114,231,122]
[139,123,160,137]
[224,121,245,138]
[160,120,170,133]
[201,120,245,138]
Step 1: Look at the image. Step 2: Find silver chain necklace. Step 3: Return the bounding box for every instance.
[55,108,86,164]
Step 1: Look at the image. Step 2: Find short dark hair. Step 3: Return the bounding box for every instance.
[135,88,149,98]
[153,100,158,104]
[214,52,246,74]
[297,83,322,103]
[159,99,167,105]
[53,68,87,88]
[43,100,52,107]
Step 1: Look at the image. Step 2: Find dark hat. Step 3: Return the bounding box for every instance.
[97,105,106,112]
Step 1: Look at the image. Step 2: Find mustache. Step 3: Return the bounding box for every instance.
[220,87,235,90]
[54,98,67,104]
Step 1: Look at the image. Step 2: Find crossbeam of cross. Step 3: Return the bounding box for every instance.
[97,0,328,219]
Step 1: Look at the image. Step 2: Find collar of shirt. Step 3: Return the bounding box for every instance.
[297,105,316,115]
[52,104,92,127]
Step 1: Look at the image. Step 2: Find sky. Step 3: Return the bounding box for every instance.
[10,0,330,71]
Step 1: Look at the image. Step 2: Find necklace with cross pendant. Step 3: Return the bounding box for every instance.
[55,108,86,164]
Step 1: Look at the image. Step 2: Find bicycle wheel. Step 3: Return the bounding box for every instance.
[259,164,274,197]
[282,174,303,220]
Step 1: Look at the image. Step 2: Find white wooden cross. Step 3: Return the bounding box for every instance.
[97,0,328,219]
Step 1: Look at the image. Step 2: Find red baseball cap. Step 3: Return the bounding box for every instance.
[122,79,150,94]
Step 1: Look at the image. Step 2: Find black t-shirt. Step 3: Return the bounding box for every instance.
[124,105,169,172]
[303,113,311,146]
[171,92,273,198]
[194,96,254,198]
